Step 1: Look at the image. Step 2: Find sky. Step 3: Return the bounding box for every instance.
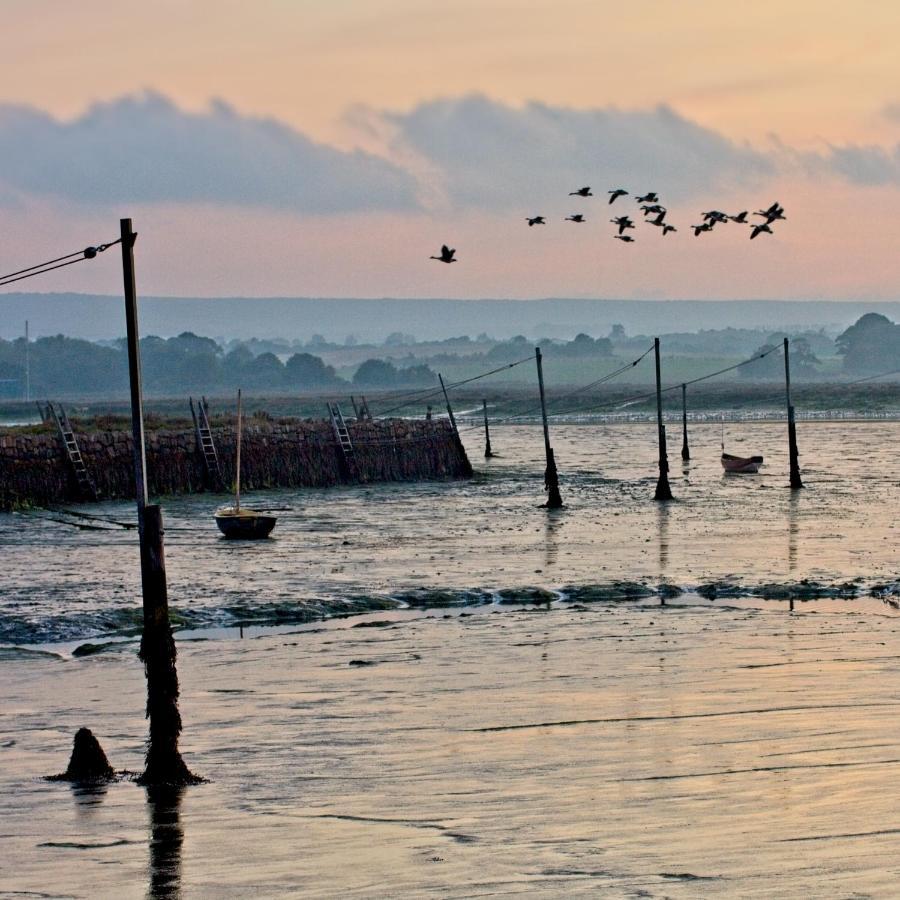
[1,0,900,301]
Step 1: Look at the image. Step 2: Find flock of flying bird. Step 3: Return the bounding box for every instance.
[429,188,786,262]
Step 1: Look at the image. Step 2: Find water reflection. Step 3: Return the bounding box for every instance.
[657,503,670,575]
[543,513,561,570]
[787,494,800,573]
[69,780,108,816]
[147,785,184,900]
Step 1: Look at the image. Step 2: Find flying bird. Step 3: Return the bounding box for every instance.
[565,214,586,223]
[636,192,659,203]
[702,210,729,225]
[608,188,628,204]
[662,224,677,236]
[692,223,714,236]
[430,244,457,263]
[750,223,773,239]
[569,186,593,197]
[641,204,666,216]
[611,216,635,235]
[754,202,786,224]
[648,211,667,227]
[526,216,546,227]
[614,234,635,243]
[729,211,749,224]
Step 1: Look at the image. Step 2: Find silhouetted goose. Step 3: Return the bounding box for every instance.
[526,216,546,226]
[636,192,659,203]
[565,214,586,223]
[647,211,667,227]
[569,186,593,197]
[750,223,773,239]
[614,234,635,243]
[754,202,786,224]
[641,204,666,216]
[430,244,457,263]
[692,223,714,236]
[702,210,729,224]
[611,216,635,235]
[729,211,749,224]
[608,188,628,204]
[662,224,677,235]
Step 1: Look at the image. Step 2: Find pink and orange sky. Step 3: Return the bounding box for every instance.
[2,0,900,300]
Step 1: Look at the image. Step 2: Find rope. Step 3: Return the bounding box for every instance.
[0,239,122,288]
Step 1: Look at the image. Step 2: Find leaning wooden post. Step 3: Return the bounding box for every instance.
[653,337,673,501]
[121,218,196,786]
[438,373,473,476]
[680,383,690,461]
[482,399,494,458]
[535,347,563,508]
[784,337,803,490]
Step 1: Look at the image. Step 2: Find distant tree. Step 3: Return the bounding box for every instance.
[609,324,626,341]
[307,334,327,348]
[353,358,399,386]
[384,332,416,346]
[836,313,900,374]
[744,338,820,380]
[395,363,437,386]
[244,352,285,388]
[285,352,344,387]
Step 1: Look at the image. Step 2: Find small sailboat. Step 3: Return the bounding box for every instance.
[215,389,277,539]
[720,416,763,474]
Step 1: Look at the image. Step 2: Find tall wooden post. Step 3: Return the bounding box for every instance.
[784,337,803,490]
[535,347,563,508]
[482,399,494,458]
[680,383,690,461]
[24,320,30,403]
[438,373,473,476]
[121,218,195,786]
[653,338,673,501]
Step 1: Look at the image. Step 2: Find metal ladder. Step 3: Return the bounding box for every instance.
[190,396,223,486]
[327,402,355,473]
[47,401,98,500]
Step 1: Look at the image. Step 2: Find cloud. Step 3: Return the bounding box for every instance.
[0,93,420,214]
[377,95,775,208]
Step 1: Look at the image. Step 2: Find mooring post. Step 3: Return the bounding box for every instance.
[653,337,673,501]
[482,399,494,458]
[535,347,563,508]
[425,405,432,421]
[121,218,195,786]
[438,373,473,476]
[680,383,690,461]
[783,337,803,490]
[350,395,361,420]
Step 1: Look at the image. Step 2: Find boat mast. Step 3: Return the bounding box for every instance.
[235,389,242,512]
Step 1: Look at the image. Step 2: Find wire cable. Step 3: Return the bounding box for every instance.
[0,239,122,289]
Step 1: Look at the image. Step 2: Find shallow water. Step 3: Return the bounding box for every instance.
[1,422,898,644]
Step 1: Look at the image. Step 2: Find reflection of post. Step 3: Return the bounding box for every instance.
[482,399,494,458]
[147,785,184,899]
[680,383,690,461]
[653,338,673,501]
[657,502,670,575]
[784,337,803,490]
[121,218,196,786]
[787,493,799,573]
[535,347,563,508]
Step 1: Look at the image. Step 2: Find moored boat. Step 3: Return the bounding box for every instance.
[720,452,764,474]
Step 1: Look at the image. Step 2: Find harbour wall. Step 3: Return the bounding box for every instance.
[0,419,471,510]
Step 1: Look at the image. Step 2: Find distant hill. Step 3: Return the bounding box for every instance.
[3,293,899,343]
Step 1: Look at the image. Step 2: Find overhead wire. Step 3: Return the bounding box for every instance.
[0,239,122,289]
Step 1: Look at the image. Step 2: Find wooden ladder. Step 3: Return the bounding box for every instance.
[327,402,355,473]
[190,396,223,487]
[48,401,98,501]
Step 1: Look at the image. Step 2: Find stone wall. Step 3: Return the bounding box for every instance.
[0,418,471,510]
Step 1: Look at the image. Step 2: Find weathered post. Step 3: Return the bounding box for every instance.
[653,338,673,501]
[121,218,196,786]
[350,396,361,420]
[425,405,432,421]
[784,337,803,490]
[24,319,30,403]
[482,399,494,458]
[680,383,690,461]
[438,373,473,476]
[535,347,563,508]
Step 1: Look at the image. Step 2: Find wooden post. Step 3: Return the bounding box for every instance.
[535,347,563,508]
[24,320,30,403]
[350,395,360,420]
[653,338,673,501]
[680,383,690,461]
[784,338,803,490]
[482,399,494,458]
[121,218,195,786]
[438,374,473,476]
[235,389,243,512]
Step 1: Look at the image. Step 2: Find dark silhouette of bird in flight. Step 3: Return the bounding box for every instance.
[636,192,659,203]
[692,223,714,236]
[614,234,635,243]
[565,214,586,223]
[750,223,773,239]
[662,224,677,236]
[702,210,729,225]
[648,211,667,227]
[641,204,666,216]
[430,244,457,263]
[729,211,749,224]
[611,216,635,235]
[754,202,786,224]
[569,186,593,197]
[526,216,546,227]
[608,188,628,204]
